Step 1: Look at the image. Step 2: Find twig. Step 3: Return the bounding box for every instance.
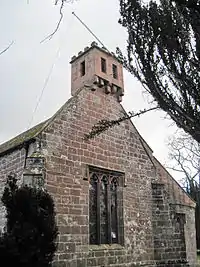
[84,106,158,140]
[40,0,65,43]
[167,167,185,173]
[0,41,14,56]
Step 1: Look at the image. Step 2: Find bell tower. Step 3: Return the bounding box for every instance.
[70,42,124,102]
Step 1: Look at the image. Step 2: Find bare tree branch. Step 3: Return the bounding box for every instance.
[84,106,158,140]
[40,1,65,43]
[167,167,186,173]
[167,130,200,186]
[41,0,76,43]
[118,0,200,143]
[0,41,14,56]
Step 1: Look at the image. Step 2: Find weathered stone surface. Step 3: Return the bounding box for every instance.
[0,45,197,266]
[0,147,26,230]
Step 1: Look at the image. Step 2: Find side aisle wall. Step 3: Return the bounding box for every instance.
[153,158,197,266]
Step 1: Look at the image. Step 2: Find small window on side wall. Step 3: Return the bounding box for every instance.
[80,61,85,76]
[112,64,118,79]
[23,174,44,188]
[101,58,107,73]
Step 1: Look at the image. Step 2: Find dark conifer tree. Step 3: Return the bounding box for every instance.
[118,0,200,143]
[0,175,58,267]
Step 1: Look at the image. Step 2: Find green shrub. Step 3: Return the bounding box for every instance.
[0,175,58,267]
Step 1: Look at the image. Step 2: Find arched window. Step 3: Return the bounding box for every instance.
[89,167,124,245]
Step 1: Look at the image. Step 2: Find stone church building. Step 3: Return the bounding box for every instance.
[0,42,198,266]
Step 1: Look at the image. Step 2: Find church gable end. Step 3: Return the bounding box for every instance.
[0,42,197,267]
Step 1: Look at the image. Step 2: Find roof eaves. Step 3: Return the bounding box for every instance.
[0,119,50,157]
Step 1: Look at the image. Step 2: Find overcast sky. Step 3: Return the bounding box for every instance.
[0,0,180,179]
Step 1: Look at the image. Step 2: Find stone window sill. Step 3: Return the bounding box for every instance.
[89,244,124,251]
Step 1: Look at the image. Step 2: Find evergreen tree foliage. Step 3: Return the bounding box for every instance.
[0,175,58,267]
[118,0,200,142]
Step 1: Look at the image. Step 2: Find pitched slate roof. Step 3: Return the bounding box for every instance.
[0,119,50,156]
[0,94,76,156]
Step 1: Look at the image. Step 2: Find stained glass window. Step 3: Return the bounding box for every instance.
[89,174,98,244]
[89,167,124,245]
[111,177,118,243]
[100,176,108,244]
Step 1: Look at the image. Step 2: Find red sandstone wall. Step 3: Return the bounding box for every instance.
[42,87,156,267]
